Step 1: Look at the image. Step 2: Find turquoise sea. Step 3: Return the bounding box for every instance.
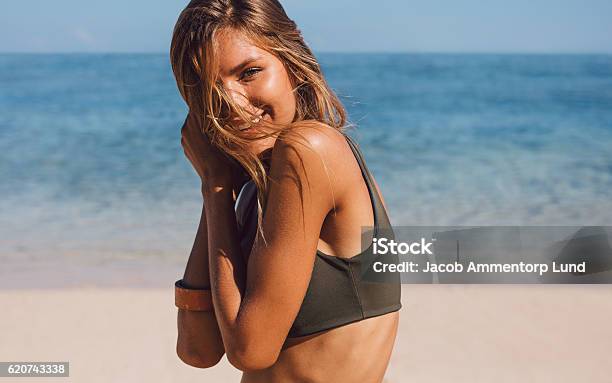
[1,53,611,260]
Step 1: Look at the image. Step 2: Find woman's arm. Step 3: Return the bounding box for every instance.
[205,124,336,372]
[176,114,248,369]
[176,197,226,368]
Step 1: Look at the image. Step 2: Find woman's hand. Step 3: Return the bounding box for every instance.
[181,112,242,188]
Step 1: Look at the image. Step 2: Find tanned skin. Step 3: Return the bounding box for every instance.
[177,29,400,383]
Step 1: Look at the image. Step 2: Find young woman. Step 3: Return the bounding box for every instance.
[170,1,401,381]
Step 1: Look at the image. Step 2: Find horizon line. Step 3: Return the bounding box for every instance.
[1,50,612,56]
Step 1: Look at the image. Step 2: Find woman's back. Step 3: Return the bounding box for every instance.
[243,311,399,382]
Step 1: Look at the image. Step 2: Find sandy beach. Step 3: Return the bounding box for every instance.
[2,276,611,382]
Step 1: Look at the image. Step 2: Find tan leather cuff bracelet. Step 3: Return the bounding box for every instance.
[174,279,214,311]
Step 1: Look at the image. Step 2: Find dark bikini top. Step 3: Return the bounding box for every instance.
[234,134,402,338]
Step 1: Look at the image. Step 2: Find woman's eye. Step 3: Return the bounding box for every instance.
[240,67,261,81]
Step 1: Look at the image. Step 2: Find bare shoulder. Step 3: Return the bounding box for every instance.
[270,120,355,203]
[274,120,390,212]
[274,120,348,156]
[270,121,351,179]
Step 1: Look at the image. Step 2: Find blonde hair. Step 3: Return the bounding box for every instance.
[170,0,350,242]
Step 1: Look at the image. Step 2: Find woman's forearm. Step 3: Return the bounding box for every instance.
[182,179,244,288]
[176,200,225,368]
[203,182,251,364]
[182,201,211,288]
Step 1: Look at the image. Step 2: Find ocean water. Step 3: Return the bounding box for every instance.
[1,53,611,260]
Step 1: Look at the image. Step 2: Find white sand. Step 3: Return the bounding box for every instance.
[1,285,611,382]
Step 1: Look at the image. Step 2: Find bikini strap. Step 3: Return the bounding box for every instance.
[344,135,392,231]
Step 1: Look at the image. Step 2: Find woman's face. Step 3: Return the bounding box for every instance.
[215,29,297,157]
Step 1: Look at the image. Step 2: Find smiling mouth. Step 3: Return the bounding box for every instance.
[238,110,269,131]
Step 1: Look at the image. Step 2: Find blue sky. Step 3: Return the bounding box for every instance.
[1,0,611,53]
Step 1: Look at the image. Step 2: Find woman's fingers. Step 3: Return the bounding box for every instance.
[180,113,238,181]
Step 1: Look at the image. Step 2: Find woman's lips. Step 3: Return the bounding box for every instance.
[239,112,268,131]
